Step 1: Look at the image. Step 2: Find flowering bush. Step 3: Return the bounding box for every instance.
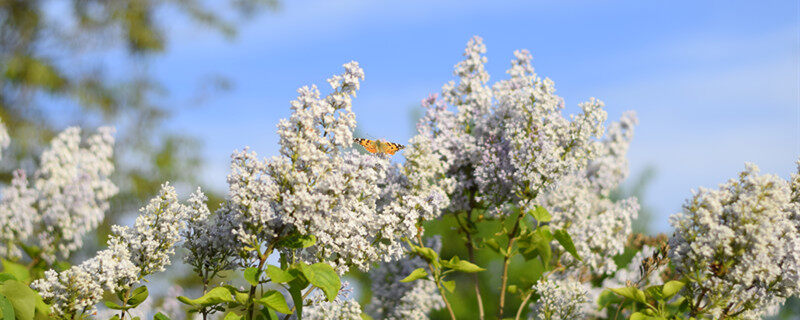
[0,36,796,320]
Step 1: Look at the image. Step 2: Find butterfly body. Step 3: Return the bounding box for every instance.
[354,138,405,155]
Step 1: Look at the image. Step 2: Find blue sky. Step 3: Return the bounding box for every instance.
[138,0,797,232]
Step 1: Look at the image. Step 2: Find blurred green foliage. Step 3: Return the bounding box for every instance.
[0,0,275,254]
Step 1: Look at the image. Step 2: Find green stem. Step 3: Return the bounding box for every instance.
[515,291,534,320]
[455,211,484,320]
[497,211,526,319]
[415,227,456,320]
[118,287,131,320]
[247,243,275,320]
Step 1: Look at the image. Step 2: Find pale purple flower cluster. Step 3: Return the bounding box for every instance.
[668,163,800,319]
[416,36,612,218]
[182,187,237,275]
[366,238,444,320]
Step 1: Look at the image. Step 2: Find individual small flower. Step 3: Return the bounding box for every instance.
[34,126,118,263]
[668,163,800,319]
[366,238,444,320]
[528,278,588,320]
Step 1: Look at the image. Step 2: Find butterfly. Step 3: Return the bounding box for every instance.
[353,138,405,155]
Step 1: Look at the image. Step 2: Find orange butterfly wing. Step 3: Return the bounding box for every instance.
[354,138,405,155]
[354,138,378,153]
[382,142,405,155]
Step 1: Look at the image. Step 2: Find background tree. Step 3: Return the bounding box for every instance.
[0,0,278,250]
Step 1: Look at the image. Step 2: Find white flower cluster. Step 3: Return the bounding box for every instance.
[32,236,137,317]
[113,183,197,276]
[415,36,611,218]
[0,126,117,262]
[305,299,363,320]
[366,238,444,320]
[0,118,9,160]
[35,127,118,262]
[541,112,640,276]
[668,163,800,319]
[33,183,200,317]
[217,62,432,272]
[0,169,37,259]
[528,278,588,320]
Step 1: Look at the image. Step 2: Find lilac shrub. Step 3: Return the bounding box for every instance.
[668,163,800,319]
[1,36,796,320]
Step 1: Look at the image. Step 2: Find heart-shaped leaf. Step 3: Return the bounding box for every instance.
[256,290,291,314]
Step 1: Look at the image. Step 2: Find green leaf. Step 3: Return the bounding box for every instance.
[178,287,235,307]
[0,280,40,320]
[610,287,647,304]
[644,285,664,301]
[630,312,663,320]
[256,290,291,314]
[400,268,428,283]
[223,312,242,320]
[441,280,455,293]
[259,307,279,320]
[299,263,341,302]
[244,267,260,286]
[222,285,250,305]
[104,300,129,310]
[484,238,502,253]
[1,259,30,283]
[154,312,172,320]
[110,316,121,320]
[288,281,304,319]
[596,289,621,310]
[414,246,439,263]
[266,265,295,284]
[533,227,552,267]
[445,257,485,273]
[519,258,545,287]
[0,274,16,283]
[128,286,149,307]
[662,281,685,298]
[529,205,551,223]
[276,233,317,248]
[0,294,14,320]
[507,285,518,294]
[553,229,581,261]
